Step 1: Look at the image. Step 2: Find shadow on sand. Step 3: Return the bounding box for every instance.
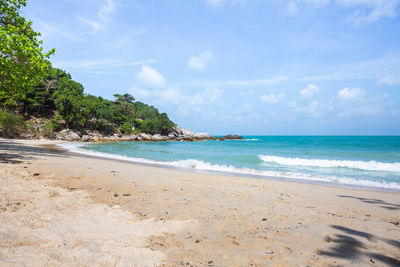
[317,225,400,266]
[338,194,400,211]
[0,140,67,164]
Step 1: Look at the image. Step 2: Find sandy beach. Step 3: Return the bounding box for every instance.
[0,139,399,266]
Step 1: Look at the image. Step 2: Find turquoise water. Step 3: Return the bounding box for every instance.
[63,136,400,191]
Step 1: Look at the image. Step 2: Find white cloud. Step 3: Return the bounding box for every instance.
[337,105,381,117]
[234,102,254,113]
[285,77,396,121]
[343,0,399,25]
[206,0,247,7]
[391,108,400,117]
[300,84,320,98]
[207,0,224,7]
[112,29,146,48]
[32,18,84,42]
[286,0,400,24]
[99,0,116,21]
[226,76,289,86]
[188,51,214,70]
[289,86,389,118]
[380,75,400,85]
[287,0,330,13]
[289,100,321,117]
[81,0,116,32]
[287,1,298,13]
[131,86,152,98]
[338,87,365,99]
[239,89,255,96]
[54,58,156,70]
[131,86,222,108]
[260,93,285,103]
[335,87,390,117]
[135,66,166,88]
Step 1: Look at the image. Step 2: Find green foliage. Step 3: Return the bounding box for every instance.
[113,93,135,125]
[134,113,175,135]
[52,77,85,128]
[120,122,133,135]
[0,0,55,108]
[23,68,70,117]
[0,109,26,136]
[1,62,176,135]
[133,102,175,135]
[41,119,62,136]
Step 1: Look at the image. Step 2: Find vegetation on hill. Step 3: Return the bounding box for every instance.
[0,0,175,137]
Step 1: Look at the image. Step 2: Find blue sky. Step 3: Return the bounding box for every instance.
[23,0,400,135]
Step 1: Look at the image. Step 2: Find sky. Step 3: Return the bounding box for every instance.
[22,0,400,135]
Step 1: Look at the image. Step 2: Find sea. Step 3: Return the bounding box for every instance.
[61,136,400,192]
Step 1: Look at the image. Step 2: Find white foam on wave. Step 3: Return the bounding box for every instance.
[259,155,400,173]
[59,143,400,191]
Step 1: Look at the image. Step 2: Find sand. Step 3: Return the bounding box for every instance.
[0,139,399,266]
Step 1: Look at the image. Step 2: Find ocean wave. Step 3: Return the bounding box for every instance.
[259,155,400,173]
[59,143,400,191]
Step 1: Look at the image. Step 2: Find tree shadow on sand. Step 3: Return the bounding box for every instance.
[0,140,67,164]
[317,225,400,266]
[338,195,400,211]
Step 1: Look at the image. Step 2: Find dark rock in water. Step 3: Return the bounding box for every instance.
[219,135,244,140]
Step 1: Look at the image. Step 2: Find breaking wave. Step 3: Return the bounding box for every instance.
[60,143,400,191]
[259,155,400,173]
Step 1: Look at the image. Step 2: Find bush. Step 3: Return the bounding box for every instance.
[88,119,116,135]
[42,119,62,136]
[0,110,27,137]
[120,123,133,135]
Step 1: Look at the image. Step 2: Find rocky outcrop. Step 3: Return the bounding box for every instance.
[20,126,242,143]
[218,135,244,140]
[53,126,217,142]
[56,129,81,141]
[81,135,90,142]
[170,126,216,141]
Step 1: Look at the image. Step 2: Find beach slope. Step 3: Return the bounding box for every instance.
[0,139,399,266]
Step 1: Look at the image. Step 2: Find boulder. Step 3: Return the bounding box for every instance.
[168,133,176,139]
[55,129,68,140]
[181,128,194,138]
[139,133,152,140]
[81,135,90,142]
[121,135,136,141]
[64,132,80,141]
[151,134,165,141]
[171,126,183,136]
[219,135,244,140]
[108,136,120,141]
[92,136,101,142]
[192,132,211,139]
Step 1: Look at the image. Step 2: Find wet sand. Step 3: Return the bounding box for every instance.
[1,139,399,266]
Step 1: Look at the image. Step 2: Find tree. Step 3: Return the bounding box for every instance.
[114,93,135,104]
[0,0,55,109]
[23,68,70,116]
[113,93,135,125]
[52,78,85,128]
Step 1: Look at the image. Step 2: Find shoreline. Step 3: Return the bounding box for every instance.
[1,139,399,266]
[59,141,400,193]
